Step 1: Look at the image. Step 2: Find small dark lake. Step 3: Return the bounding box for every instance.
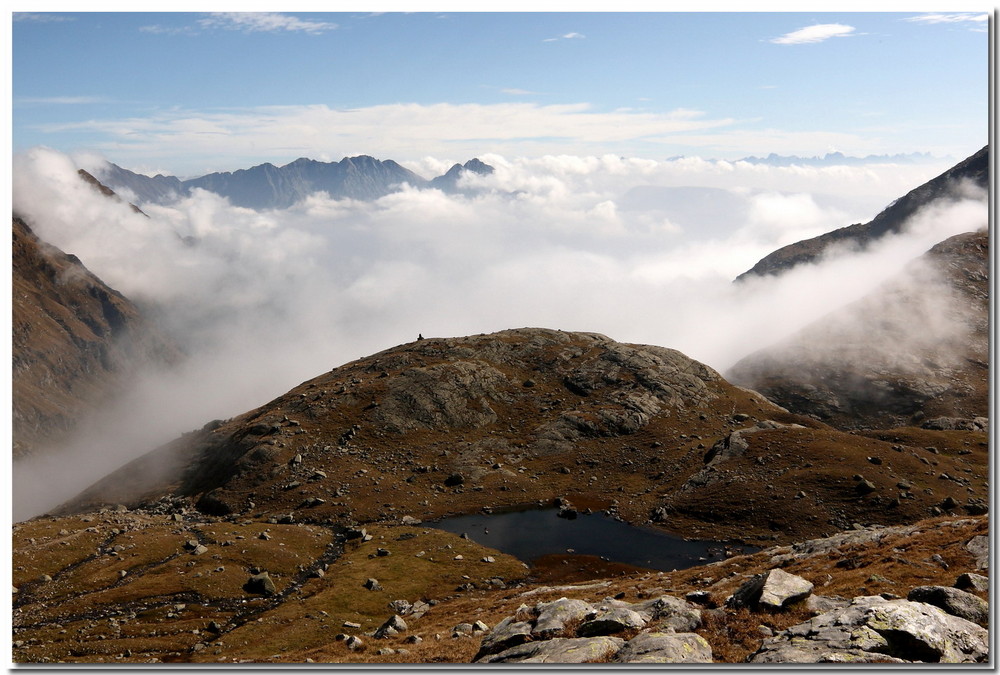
[430,507,757,574]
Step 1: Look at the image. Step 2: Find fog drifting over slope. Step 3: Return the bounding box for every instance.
[11,147,987,520]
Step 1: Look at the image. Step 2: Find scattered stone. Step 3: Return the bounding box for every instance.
[243,572,276,597]
[373,615,407,639]
[364,578,383,591]
[344,635,364,651]
[444,473,465,487]
[400,515,421,526]
[388,599,412,615]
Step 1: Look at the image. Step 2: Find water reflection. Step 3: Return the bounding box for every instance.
[430,507,756,572]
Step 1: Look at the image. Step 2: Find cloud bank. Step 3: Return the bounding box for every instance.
[10,147,984,519]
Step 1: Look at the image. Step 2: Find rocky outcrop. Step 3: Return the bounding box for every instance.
[475,594,708,663]
[750,595,989,663]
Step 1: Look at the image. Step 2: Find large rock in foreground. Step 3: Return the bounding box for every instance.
[750,595,989,663]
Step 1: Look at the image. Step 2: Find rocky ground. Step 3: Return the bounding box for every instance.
[13,508,987,664]
[13,328,990,664]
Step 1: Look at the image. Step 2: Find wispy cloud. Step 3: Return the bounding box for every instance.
[904,13,989,31]
[543,31,585,42]
[501,88,542,95]
[197,12,338,35]
[13,12,74,22]
[139,23,198,36]
[16,96,109,105]
[30,102,737,173]
[770,23,856,45]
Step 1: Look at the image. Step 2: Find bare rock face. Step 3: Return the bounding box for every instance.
[728,230,988,430]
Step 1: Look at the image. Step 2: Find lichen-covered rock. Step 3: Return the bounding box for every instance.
[612,632,713,663]
[476,636,625,663]
[576,606,646,637]
[532,598,595,638]
[750,596,988,664]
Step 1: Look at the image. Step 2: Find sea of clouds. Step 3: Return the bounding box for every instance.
[10,147,987,519]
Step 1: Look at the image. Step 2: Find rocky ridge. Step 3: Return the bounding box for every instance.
[96,156,496,209]
[735,145,988,281]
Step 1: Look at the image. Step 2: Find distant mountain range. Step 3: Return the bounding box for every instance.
[733,151,946,167]
[95,156,495,210]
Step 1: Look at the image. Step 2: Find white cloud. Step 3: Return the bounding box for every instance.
[31,102,738,175]
[904,13,988,27]
[543,31,585,42]
[197,12,338,35]
[770,23,856,45]
[12,147,982,518]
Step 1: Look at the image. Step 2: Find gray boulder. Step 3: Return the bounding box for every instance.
[954,572,989,593]
[475,616,534,659]
[477,636,625,663]
[612,632,713,664]
[243,572,276,596]
[577,606,646,637]
[373,614,408,639]
[907,586,988,625]
[532,598,595,638]
[632,595,702,632]
[750,595,988,663]
[727,568,813,609]
[965,535,988,569]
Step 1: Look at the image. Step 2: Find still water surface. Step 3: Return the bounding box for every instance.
[430,508,757,572]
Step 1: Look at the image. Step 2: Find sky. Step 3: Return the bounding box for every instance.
[11,9,990,177]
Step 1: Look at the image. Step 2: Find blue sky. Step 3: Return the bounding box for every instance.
[11,10,990,176]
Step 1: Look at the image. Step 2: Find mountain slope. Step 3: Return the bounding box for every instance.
[735,145,988,281]
[727,230,989,430]
[12,216,179,457]
[55,328,987,546]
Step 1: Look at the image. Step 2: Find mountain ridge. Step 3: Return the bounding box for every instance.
[735,145,988,281]
[96,155,496,209]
